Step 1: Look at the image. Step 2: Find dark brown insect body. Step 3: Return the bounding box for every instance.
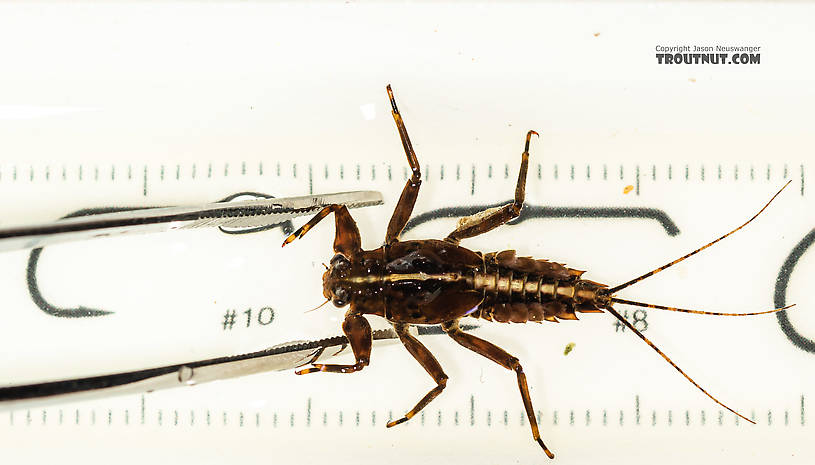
[326,240,609,326]
[283,85,790,459]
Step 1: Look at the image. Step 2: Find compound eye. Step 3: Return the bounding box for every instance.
[330,254,349,269]
[332,299,346,308]
[333,286,349,302]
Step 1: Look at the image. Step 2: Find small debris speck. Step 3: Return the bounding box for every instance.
[623,185,634,194]
[593,32,600,37]
[563,342,576,356]
[688,78,697,83]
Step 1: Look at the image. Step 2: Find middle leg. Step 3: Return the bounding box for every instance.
[445,130,537,244]
[386,322,448,427]
[385,85,422,244]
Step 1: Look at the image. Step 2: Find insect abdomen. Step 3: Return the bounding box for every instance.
[470,250,608,324]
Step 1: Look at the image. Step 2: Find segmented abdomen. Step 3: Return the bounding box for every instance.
[469,250,608,324]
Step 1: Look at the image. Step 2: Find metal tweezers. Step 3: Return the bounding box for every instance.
[0,190,392,409]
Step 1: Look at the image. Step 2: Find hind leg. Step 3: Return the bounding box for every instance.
[445,130,537,244]
[442,319,554,459]
[386,322,448,427]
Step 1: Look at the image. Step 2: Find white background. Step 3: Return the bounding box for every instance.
[0,2,813,464]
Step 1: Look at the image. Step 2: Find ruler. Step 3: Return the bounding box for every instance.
[1,2,814,465]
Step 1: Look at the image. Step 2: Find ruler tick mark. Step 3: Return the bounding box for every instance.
[470,395,475,426]
[801,394,805,425]
[800,165,805,197]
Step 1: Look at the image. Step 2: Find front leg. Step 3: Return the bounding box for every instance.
[296,311,372,374]
[282,204,362,258]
